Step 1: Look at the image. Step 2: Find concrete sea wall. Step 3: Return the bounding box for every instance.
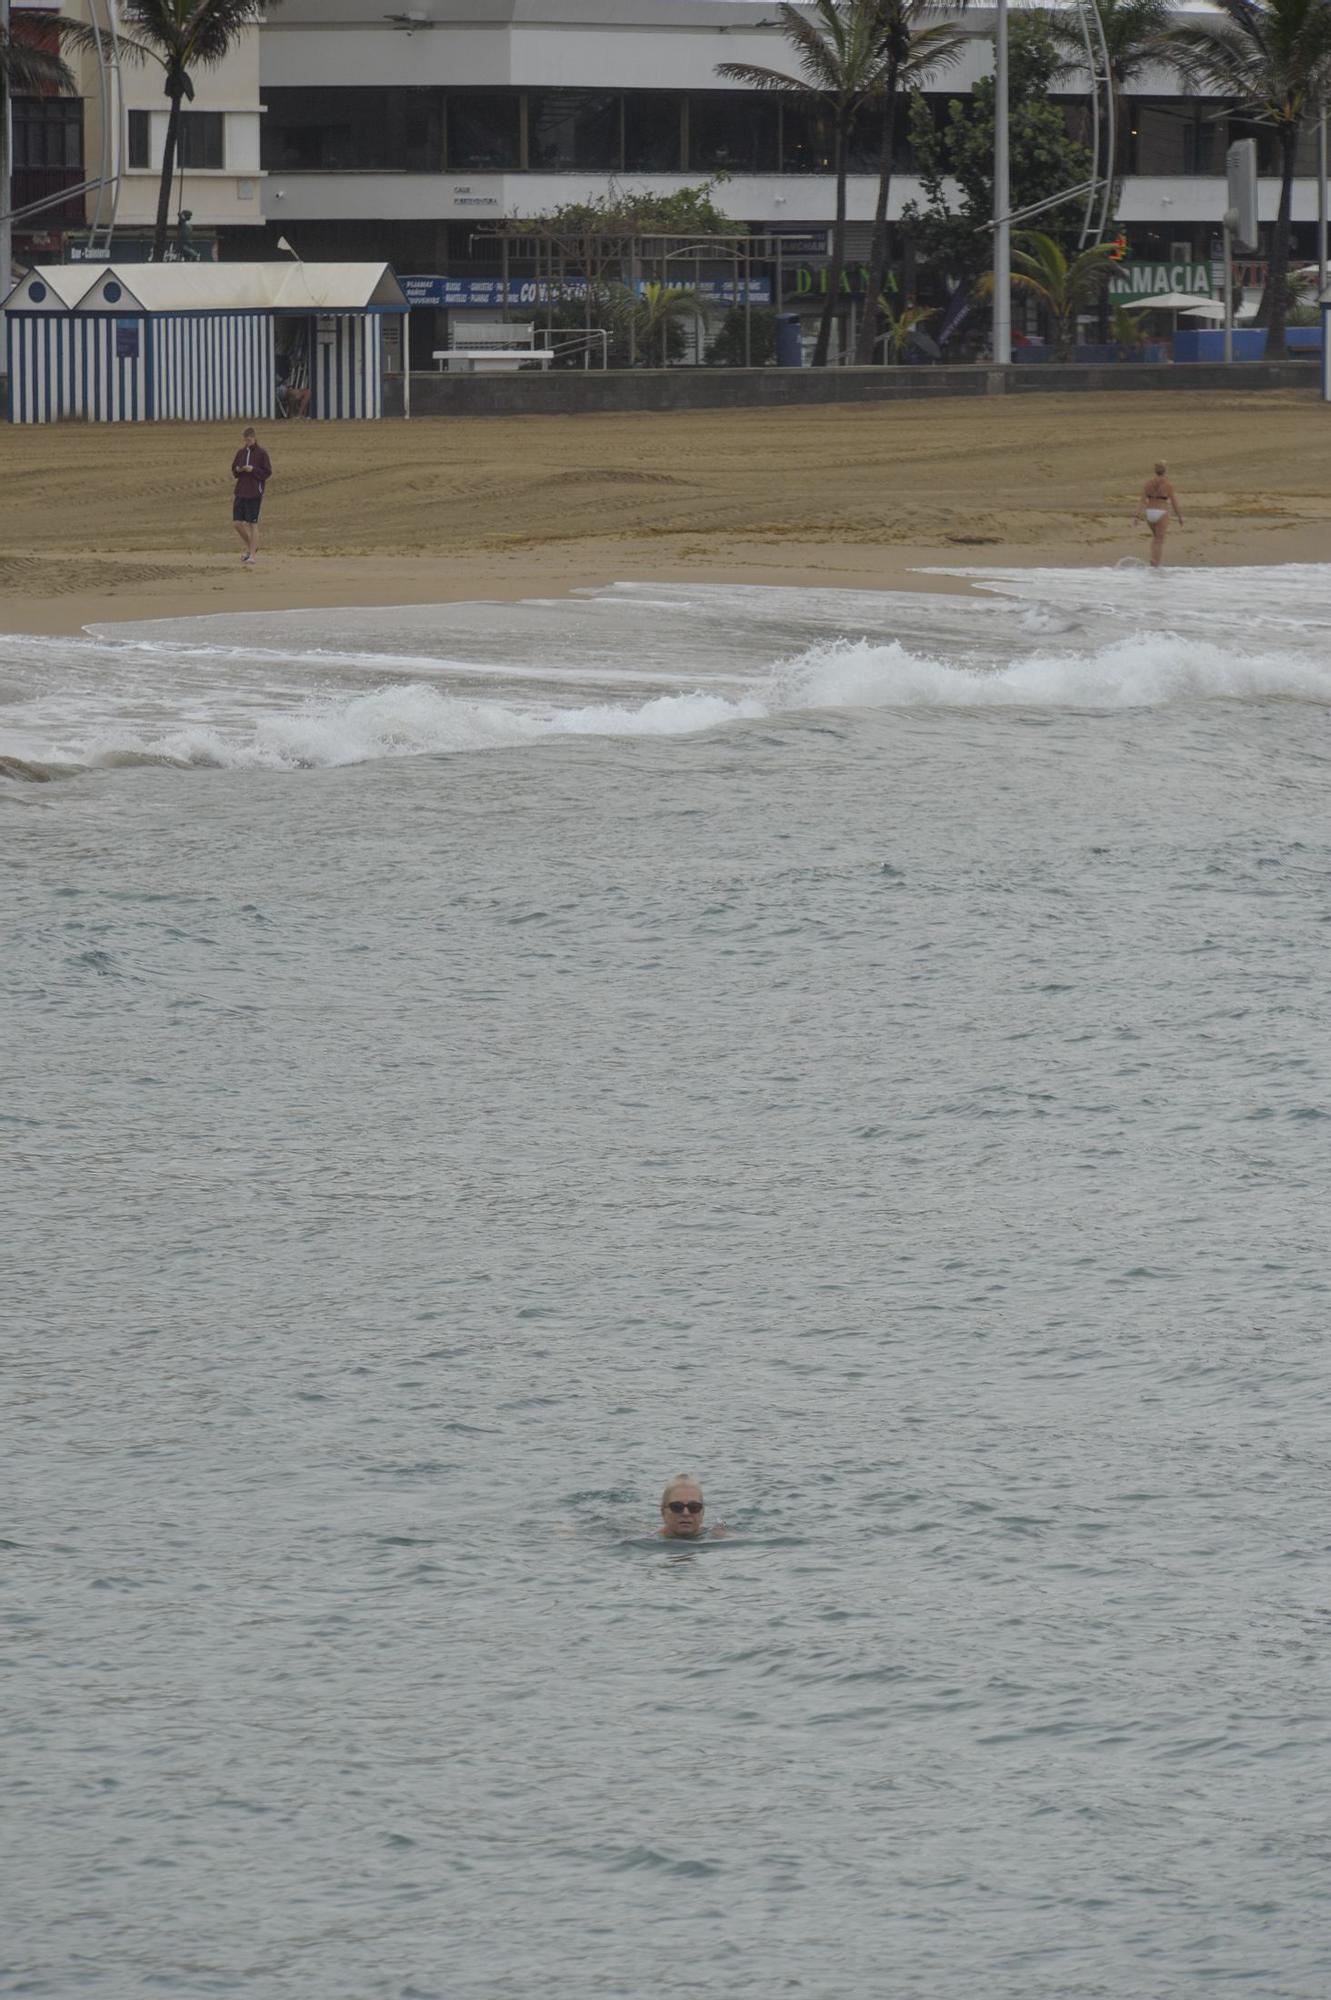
[389,360,1320,420]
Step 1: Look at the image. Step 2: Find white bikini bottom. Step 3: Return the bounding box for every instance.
[1145,508,1166,524]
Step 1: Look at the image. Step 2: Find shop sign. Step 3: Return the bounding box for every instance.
[768,230,830,257]
[1108,261,1214,302]
[401,275,771,308]
[786,264,897,299]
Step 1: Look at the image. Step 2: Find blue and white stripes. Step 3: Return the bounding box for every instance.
[312,314,383,420]
[7,308,388,424]
[7,314,148,424]
[151,312,275,423]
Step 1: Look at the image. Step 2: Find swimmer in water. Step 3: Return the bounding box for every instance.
[1133,460,1183,568]
[658,1475,726,1540]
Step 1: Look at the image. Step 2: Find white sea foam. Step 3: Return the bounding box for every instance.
[64,683,769,773]
[778,633,1331,713]
[2,572,1329,779]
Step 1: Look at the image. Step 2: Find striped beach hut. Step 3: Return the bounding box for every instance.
[4,262,409,425]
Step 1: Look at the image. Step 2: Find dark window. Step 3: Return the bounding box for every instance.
[1128,99,1248,177]
[445,92,521,170]
[688,93,778,173]
[400,90,442,172]
[262,88,441,171]
[1226,113,1280,176]
[10,94,84,219]
[12,93,83,169]
[127,107,149,169]
[528,89,621,170]
[178,110,224,170]
[844,101,886,175]
[781,100,834,173]
[624,92,682,171]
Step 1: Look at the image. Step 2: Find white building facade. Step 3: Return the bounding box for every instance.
[8,0,1328,341]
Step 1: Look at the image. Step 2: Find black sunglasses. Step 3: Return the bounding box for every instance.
[667,1500,703,1514]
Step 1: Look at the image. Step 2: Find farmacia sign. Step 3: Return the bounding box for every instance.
[1109,262,1214,303]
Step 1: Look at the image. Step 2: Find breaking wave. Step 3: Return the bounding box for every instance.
[3,599,1329,782]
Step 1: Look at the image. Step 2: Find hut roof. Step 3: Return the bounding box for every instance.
[4,262,408,314]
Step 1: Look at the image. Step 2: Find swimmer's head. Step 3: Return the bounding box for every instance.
[660,1474,705,1538]
[1154,460,1166,475]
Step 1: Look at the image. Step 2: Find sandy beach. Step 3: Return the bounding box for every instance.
[3,387,1329,634]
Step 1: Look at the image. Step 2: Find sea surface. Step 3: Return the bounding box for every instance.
[4,568,1329,2000]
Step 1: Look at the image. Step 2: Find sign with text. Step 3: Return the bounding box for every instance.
[401,275,770,310]
[1108,262,1214,303]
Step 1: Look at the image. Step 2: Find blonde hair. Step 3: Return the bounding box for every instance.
[1154,460,1167,475]
[661,1474,702,1509]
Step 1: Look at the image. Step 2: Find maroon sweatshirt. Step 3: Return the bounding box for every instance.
[231,443,273,499]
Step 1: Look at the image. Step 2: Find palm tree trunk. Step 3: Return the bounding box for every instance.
[854,65,900,366]
[153,88,184,262]
[1260,124,1297,359]
[814,121,848,368]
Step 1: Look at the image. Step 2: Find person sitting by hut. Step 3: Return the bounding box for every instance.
[276,350,311,420]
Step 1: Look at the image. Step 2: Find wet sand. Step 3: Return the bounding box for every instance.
[3,388,1329,634]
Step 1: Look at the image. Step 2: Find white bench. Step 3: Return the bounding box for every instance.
[432,349,556,374]
[433,319,555,374]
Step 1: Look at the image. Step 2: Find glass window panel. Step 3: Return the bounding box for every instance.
[127,107,150,168]
[623,92,681,171]
[1225,113,1279,175]
[845,103,881,174]
[178,110,224,170]
[400,89,442,172]
[528,90,621,170]
[446,92,521,170]
[781,100,833,173]
[1126,99,1249,177]
[262,88,388,170]
[688,93,778,173]
[261,88,441,171]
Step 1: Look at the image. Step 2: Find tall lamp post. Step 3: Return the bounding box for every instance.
[1311,107,1319,296]
[993,0,1010,364]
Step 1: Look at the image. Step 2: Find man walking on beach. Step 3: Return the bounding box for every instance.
[231,426,273,564]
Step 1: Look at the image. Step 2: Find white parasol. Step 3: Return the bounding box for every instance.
[1122,291,1219,313]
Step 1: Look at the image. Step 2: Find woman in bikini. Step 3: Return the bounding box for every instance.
[1133,461,1183,568]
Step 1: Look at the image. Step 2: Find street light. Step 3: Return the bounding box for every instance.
[993,0,1010,365]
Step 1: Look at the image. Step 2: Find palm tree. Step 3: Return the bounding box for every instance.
[114,0,272,261]
[853,0,970,364]
[877,296,938,360]
[990,227,1118,357]
[610,282,703,367]
[1167,0,1331,356]
[1,15,80,94]
[719,0,891,366]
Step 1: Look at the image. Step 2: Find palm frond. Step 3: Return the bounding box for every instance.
[715,61,810,94]
[899,21,970,85]
[0,14,97,93]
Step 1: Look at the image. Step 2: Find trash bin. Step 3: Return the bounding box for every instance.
[775,314,803,367]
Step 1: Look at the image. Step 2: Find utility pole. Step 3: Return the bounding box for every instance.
[1311,107,1319,296]
[992,0,1010,365]
[1,0,12,335]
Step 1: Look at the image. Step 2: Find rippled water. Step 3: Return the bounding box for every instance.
[5,570,1330,1999]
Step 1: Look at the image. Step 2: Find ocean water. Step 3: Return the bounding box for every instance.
[4,568,1329,2000]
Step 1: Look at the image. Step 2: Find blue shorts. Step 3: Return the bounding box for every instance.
[233,495,262,524]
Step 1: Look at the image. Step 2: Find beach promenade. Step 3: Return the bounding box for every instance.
[3,388,1329,634]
